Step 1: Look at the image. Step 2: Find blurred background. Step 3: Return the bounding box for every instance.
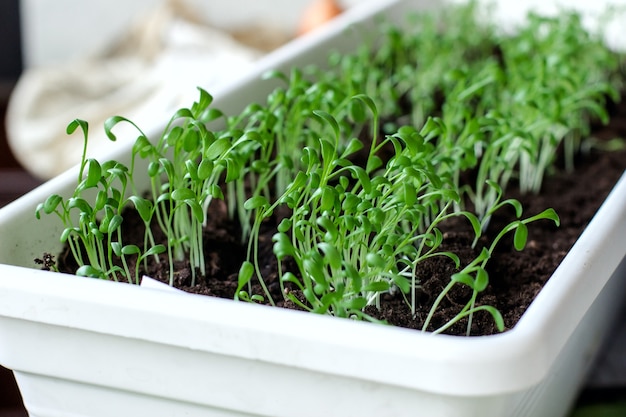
[1,0,625,416]
[0,0,24,170]
[0,0,359,199]
[2,0,625,181]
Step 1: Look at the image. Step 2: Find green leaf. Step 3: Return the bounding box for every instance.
[90,224,103,241]
[262,69,288,82]
[206,137,231,160]
[111,241,122,256]
[420,117,445,141]
[277,218,292,233]
[237,261,254,292]
[171,108,194,121]
[156,192,171,205]
[68,197,93,215]
[513,222,528,251]
[145,244,166,257]
[392,275,411,293]
[320,186,338,213]
[171,188,196,201]
[60,228,73,243]
[342,193,361,213]
[317,216,338,242]
[529,208,560,227]
[288,171,308,191]
[165,126,184,146]
[121,244,141,256]
[352,94,379,119]
[319,138,337,164]
[343,264,361,290]
[345,297,368,311]
[250,294,265,303]
[281,272,302,288]
[308,172,321,189]
[183,129,200,152]
[366,253,386,269]
[348,166,371,194]
[318,242,342,270]
[94,190,108,211]
[185,159,199,181]
[107,165,129,181]
[474,268,489,292]
[66,119,89,136]
[358,214,372,235]
[280,154,294,170]
[348,100,366,123]
[366,155,383,173]
[195,87,213,111]
[98,213,111,234]
[461,212,482,240]
[127,196,153,223]
[225,157,242,182]
[84,159,102,188]
[314,110,340,140]
[395,126,423,154]
[451,272,475,288]
[251,160,270,173]
[148,161,160,177]
[477,305,505,332]
[159,158,176,181]
[107,214,123,234]
[369,207,386,228]
[76,265,105,279]
[197,159,214,180]
[272,232,295,259]
[403,183,417,206]
[41,194,63,215]
[303,253,326,284]
[362,281,391,292]
[439,251,461,269]
[185,199,205,223]
[314,281,330,296]
[210,184,224,200]
[200,108,224,124]
[132,135,154,158]
[301,147,319,169]
[503,198,523,218]
[103,116,130,141]
[243,195,269,211]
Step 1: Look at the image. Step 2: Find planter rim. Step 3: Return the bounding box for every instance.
[0,262,541,396]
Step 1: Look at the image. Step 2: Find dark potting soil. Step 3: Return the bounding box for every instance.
[52,98,626,337]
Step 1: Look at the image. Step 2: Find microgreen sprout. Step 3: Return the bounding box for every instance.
[36,119,166,283]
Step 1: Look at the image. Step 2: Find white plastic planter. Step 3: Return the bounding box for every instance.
[1,1,626,416]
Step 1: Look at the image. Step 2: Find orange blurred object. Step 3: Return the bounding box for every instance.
[297,0,344,36]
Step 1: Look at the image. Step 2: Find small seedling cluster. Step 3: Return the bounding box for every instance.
[37,3,623,334]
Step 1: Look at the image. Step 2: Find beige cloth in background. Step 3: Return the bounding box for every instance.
[6,0,268,179]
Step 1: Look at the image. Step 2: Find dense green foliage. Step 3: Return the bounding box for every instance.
[37,3,622,334]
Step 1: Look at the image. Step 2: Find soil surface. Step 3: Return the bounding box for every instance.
[53,97,626,336]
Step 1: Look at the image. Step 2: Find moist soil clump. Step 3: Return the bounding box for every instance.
[54,98,626,336]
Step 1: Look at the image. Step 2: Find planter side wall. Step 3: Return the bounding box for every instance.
[4,255,625,417]
[0,319,516,417]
